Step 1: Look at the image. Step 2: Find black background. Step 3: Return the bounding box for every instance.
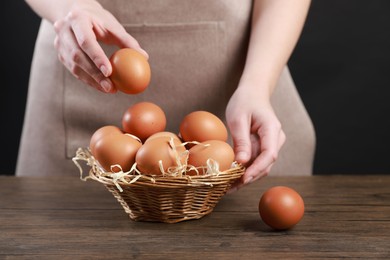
[1,1,389,175]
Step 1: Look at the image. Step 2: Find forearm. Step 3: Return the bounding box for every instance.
[240,0,311,98]
[25,0,98,23]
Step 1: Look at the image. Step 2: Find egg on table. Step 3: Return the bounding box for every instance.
[258,186,305,230]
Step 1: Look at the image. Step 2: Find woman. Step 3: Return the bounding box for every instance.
[17,0,315,191]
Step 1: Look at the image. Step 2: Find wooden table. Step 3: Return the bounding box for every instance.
[0,175,389,259]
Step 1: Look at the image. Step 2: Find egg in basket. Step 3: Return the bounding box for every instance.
[73,102,245,223]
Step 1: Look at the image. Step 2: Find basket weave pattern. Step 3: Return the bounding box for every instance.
[74,147,245,223]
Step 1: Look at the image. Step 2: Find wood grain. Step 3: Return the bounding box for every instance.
[0,175,389,259]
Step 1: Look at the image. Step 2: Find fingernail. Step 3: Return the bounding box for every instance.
[100,65,109,77]
[236,152,248,162]
[139,49,149,59]
[244,176,253,185]
[100,79,112,92]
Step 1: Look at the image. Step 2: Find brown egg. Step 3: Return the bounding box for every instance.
[93,133,142,172]
[144,131,181,143]
[259,186,305,230]
[179,111,228,143]
[122,102,167,142]
[109,48,151,95]
[89,125,122,155]
[135,138,187,175]
[187,140,234,175]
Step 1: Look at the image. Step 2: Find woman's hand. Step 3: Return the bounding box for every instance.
[226,84,286,192]
[52,0,148,93]
[225,0,310,192]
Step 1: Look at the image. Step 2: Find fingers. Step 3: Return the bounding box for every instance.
[91,10,149,59]
[53,4,149,93]
[54,21,116,93]
[243,124,283,182]
[103,24,149,59]
[228,116,252,165]
[54,14,117,93]
[227,127,285,194]
[71,15,112,77]
[58,51,114,93]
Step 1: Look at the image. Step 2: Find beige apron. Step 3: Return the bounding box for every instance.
[16,0,315,177]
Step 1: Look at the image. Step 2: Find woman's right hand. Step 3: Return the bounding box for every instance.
[53,0,148,93]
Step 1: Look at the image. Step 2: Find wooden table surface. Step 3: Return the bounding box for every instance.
[0,175,389,259]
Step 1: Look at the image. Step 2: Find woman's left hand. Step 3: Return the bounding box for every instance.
[226,84,286,193]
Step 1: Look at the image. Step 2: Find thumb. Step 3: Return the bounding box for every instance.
[116,33,149,59]
[95,21,149,60]
[229,118,252,164]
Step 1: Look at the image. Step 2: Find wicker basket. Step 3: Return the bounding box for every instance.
[73,147,245,223]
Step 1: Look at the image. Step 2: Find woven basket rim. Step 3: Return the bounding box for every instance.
[73,147,245,189]
[90,164,245,188]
